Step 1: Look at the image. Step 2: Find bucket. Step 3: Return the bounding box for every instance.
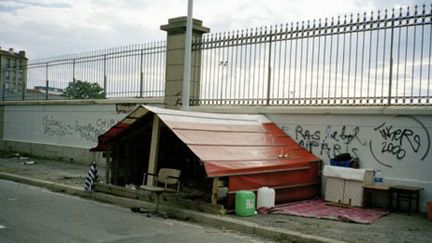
[235,191,256,217]
[428,201,432,220]
[257,187,275,209]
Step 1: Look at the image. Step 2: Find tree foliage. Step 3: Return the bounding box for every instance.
[63,80,105,99]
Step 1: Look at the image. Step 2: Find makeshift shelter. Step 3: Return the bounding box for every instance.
[91,105,322,207]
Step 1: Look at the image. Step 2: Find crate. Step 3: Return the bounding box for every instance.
[323,166,374,207]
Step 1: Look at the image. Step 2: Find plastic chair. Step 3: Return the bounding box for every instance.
[144,168,181,192]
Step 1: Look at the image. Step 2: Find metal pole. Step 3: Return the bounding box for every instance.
[266,33,273,105]
[182,0,193,111]
[103,54,107,98]
[139,48,144,97]
[0,56,3,101]
[388,10,395,105]
[45,63,49,100]
[21,63,26,100]
[72,59,76,99]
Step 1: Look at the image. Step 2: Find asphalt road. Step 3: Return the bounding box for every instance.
[0,180,268,243]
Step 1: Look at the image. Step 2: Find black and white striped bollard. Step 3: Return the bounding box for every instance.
[84,161,99,192]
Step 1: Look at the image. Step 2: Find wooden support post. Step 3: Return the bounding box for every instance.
[146,115,161,186]
[113,144,120,185]
[211,177,223,205]
[105,150,111,184]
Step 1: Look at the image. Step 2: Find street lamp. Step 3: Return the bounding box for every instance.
[182,0,193,111]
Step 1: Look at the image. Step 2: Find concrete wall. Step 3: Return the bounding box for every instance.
[191,106,432,212]
[2,101,431,211]
[1,99,164,164]
[269,113,431,211]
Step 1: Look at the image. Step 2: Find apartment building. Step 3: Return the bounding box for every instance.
[0,47,28,98]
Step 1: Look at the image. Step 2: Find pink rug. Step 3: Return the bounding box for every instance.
[258,199,389,224]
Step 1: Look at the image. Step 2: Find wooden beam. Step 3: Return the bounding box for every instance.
[105,150,111,184]
[146,115,161,186]
[211,177,224,205]
[113,145,119,185]
[94,183,226,215]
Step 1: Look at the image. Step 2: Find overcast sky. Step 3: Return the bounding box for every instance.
[0,0,424,60]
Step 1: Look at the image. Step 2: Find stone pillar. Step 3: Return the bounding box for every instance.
[161,17,210,109]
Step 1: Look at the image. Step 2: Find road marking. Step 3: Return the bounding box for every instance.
[0,225,6,229]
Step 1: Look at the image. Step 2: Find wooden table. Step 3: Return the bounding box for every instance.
[390,185,423,215]
[363,184,392,209]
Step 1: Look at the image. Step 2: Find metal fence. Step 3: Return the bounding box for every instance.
[194,4,432,105]
[22,41,166,100]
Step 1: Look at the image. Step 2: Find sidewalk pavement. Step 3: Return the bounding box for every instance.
[1,155,431,243]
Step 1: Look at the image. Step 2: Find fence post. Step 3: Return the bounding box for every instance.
[0,57,3,101]
[103,54,107,98]
[160,17,210,109]
[45,63,49,100]
[1,76,4,101]
[388,10,395,105]
[21,64,26,100]
[266,31,273,105]
[139,49,143,97]
[72,59,76,99]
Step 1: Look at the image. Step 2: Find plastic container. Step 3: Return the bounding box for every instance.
[428,201,432,220]
[257,187,275,209]
[374,170,383,184]
[235,191,256,217]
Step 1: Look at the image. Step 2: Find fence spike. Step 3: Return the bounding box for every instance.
[349,14,353,31]
[324,18,328,30]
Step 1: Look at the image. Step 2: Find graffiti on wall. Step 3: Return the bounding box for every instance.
[369,115,430,168]
[42,115,117,143]
[281,115,430,168]
[282,125,366,160]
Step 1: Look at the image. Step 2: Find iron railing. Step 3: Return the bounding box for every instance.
[193,4,432,105]
[18,41,166,100]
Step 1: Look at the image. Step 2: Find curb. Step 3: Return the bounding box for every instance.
[0,172,344,243]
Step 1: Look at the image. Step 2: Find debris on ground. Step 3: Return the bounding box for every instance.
[131,207,151,214]
[126,184,137,190]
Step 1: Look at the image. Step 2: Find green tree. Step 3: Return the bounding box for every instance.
[63,80,105,99]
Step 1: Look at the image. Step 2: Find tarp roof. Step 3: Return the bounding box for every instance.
[92,105,320,177]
